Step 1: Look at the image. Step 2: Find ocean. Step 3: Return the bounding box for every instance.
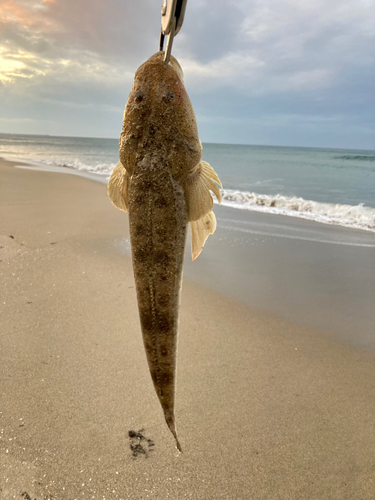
[1,133,374,233]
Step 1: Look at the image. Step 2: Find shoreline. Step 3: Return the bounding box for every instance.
[0,155,109,184]
[1,158,375,498]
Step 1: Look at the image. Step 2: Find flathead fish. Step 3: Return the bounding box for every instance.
[108,52,222,451]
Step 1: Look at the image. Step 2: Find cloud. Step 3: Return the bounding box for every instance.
[1,0,374,94]
[0,0,374,147]
[179,0,375,96]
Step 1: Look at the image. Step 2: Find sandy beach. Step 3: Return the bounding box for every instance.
[1,158,375,499]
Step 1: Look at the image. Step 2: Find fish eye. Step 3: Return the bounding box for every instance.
[163,91,175,103]
[135,91,144,103]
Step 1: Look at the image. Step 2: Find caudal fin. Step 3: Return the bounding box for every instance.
[164,410,182,452]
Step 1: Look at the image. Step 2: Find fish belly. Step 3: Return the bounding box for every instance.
[128,166,188,426]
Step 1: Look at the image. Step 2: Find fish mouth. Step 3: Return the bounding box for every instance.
[152,51,184,82]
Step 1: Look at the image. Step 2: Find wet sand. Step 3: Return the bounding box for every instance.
[185,204,375,351]
[1,158,375,499]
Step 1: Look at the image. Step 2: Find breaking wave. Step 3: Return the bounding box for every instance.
[218,190,375,233]
[29,157,115,177]
[334,155,375,162]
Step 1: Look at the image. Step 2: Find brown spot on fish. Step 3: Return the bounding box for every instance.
[157,294,170,308]
[160,371,172,386]
[134,223,147,237]
[154,196,168,208]
[140,310,154,332]
[133,193,146,204]
[134,248,149,263]
[160,345,168,357]
[151,369,171,388]
[157,314,171,332]
[153,251,170,265]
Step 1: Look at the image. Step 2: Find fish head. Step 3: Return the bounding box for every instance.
[119,52,202,179]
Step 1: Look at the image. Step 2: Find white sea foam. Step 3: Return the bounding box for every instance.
[29,157,115,177]
[218,189,375,233]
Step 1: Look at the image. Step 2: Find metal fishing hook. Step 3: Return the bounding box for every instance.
[159,0,188,63]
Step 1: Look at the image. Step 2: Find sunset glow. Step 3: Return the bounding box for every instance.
[0,59,24,84]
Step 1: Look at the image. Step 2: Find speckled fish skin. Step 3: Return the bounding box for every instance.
[108,52,222,451]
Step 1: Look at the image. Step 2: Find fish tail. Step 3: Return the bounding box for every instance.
[164,410,182,452]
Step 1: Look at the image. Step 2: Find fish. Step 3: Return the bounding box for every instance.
[108,51,222,451]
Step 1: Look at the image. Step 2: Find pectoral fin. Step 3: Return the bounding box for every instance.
[183,161,222,260]
[108,162,130,212]
[184,161,222,222]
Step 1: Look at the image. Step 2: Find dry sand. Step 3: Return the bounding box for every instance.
[1,158,375,499]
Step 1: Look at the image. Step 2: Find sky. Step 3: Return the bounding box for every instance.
[0,0,374,149]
